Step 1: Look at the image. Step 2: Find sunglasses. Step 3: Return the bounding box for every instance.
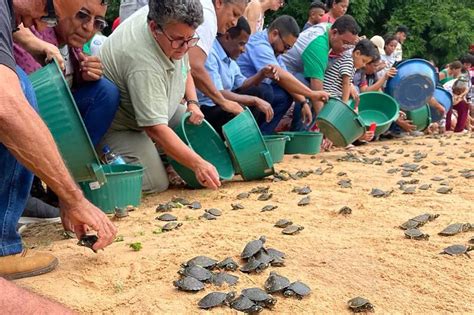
[75,9,108,32]
[157,26,200,49]
[279,34,293,51]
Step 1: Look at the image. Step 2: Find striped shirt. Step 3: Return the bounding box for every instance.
[323,52,355,99]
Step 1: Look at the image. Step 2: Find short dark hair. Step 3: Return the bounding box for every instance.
[354,39,380,60]
[227,16,251,39]
[325,0,345,9]
[268,15,300,38]
[331,15,360,35]
[396,25,409,35]
[383,35,398,48]
[309,1,327,12]
[449,61,463,70]
[460,54,474,65]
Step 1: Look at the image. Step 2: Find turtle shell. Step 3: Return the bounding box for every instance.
[254,249,274,265]
[77,235,98,253]
[162,222,182,231]
[200,212,217,220]
[274,219,293,228]
[236,192,250,200]
[156,213,177,221]
[217,257,239,271]
[179,265,213,282]
[240,257,267,273]
[198,292,234,309]
[173,276,204,292]
[261,205,278,212]
[211,272,239,286]
[205,208,222,216]
[441,244,473,256]
[231,203,244,210]
[188,201,202,210]
[258,193,273,201]
[241,236,266,258]
[183,256,218,269]
[404,228,429,240]
[297,196,310,206]
[242,287,276,306]
[283,281,311,298]
[339,206,352,215]
[230,295,262,313]
[171,197,190,205]
[264,272,290,293]
[266,248,286,260]
[438,223,471,236]
[282,225,304,235]
[347,297,374,312]
[436,187,453,194]
[418,184,432,190]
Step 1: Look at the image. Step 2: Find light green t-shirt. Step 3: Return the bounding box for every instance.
[100,6,189,131]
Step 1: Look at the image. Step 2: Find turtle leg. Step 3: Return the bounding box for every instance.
[464,252,471,259]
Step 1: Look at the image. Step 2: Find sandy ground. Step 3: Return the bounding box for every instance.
[19,133,474,314]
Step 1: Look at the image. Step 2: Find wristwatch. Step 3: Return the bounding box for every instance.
[187,100,200,107]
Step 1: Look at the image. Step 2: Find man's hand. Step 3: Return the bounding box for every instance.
[41,42,65,70]
[259,65,280,81]
[309,90,330,114]
[187,103,205,125]
[301,102,312,126]
[384,67,398,79]
[397,117,417,132]
[192,159,221,189]
[359,131,374,142]
[79,52,103,81]
[253,97,274,122]
[60,197,117,251]
[219,99,244,115]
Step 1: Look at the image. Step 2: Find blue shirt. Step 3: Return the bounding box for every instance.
[198,40,247,107]
[237,30,287,81]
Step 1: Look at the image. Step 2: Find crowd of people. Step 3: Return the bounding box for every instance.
[0,0,473,310]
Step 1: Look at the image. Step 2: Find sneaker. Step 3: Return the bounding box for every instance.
[19,196,61,224]
[0,249,58,280]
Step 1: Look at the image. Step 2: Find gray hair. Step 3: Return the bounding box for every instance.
[148,0,204,29]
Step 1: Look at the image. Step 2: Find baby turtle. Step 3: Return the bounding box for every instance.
[469,237,474,244]
[266,248,286,260]
[282,224,304,235]
[217,257,239,271]
[401,171,412,177]
[387,168,400,174]
[418,184,432,190]
[347,297,375,313]
[338,206,352,215]
[250,186,269,194]
[283,281,311,299]
[440,245,474,258]
[261,205,278,212]
[240,257,268,273]
[114,206,129,219]
[178,265,213,282]
[200,212,217,220]
[274,219,293,228]
[440,181,450,186]
[162,222,182,232]
[173,276,205,292]
[230,295,263,313]
[402,186,417,194]
[438,223,472,236]
[205,208,222,216]
[156,213,177,221]
[254,249,274,266]
[236,192,250,200]
[436,187,453,194]
[198,291,236,309]
[264,272,291,293]
[404,228,429,240]
[211,272,239,286]
[77,234,98,253]
[337,171,347,176]
[370,188,393,198]
[292,186,312,195]
[183,256,218,269]
[242,288,277,308]
[338,179,352,188]
[298,196,311,206]
[171,197,190,206]
[258,193,273,201]
[431,176,444,182]
[155,202,174,212]
[188,201,202,210]
[241,236,266,259]
[231,203,244,210]
[399,213,439,229]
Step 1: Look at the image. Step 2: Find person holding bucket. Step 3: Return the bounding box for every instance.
[0,0,117,308]
[99,1,221,193]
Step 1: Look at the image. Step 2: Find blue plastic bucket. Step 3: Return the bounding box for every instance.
[386,59,437,111]
[429,86,452,122]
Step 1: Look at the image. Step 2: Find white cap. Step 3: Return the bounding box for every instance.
[370,35,385,55]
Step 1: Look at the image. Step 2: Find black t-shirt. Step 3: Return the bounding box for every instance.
[0,0,16,71]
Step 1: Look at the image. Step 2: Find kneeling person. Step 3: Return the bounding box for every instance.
[100,1,220,193]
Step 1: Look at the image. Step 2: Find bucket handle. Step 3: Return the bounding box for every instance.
[354,116,365,128]
[90,162,107,185]
[261,150,274,168]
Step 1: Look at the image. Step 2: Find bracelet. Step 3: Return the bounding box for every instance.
[187,100,200,107]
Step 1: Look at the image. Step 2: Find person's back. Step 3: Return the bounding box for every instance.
[119,0,149,22]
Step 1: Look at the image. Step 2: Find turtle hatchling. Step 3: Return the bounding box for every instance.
[77,234,98,253]
[469,237,474,244]
[198,291,236,309]
[240,257,268,273]
[178,265,213,282]
[266,248,286,260]
[237,192,250,200]
[155,202,174,212]
[292,186,312,195]
[231,203,244,210]
[254,249,274,266]
[188,201,202,210]
[283,281,311,299]
[339,206,352,215]
[431,176,444,182]
[399,213,439,229]
[156,213,177,222]
[298,196,311,206]
[436,187,453,194]
[402,186,417,194]
[162,222,182,232]
[172,197,190,206]
[230,295,263,313]
[242,288,277,308]
[282,224,304,235]
[370,188,393,198]
[264,272,291,293]
[274,219,293,228]
[440,245,474,258]
[241,236,266,259]
[258,193,273,201]
[404,228,429,240]
[205,208,222,216]
[338,179,352,188]
[262,205,278,212]
[418,184,432,190]
[182,256,218,269]
[438,223,472,236]
[250,186,269,194]
[217,257,239,271]
[347,297,374,313]
[173,276,205,292]
[200,212,217,220]
[211,272,239,286]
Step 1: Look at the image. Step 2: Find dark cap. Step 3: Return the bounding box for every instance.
[396,25,409,35]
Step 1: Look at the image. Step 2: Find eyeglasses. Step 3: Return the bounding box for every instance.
[279,34,293,51]
[157,26,200,49]
[41,0,58,27]
[75,9,108,31]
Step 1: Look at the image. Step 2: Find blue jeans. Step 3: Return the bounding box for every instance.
[259,83,293,135]
[73,78,120,146]
[0,67,37,256]
[290,73,318,131]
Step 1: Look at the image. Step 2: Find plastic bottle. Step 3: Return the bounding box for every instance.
[102,145,126,165]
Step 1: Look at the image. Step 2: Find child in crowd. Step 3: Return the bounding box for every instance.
[439,61,463,84]
[320,0,349,23]
[378,35,398,77]
[446,78,471,132]
[303,1,327,30]
[243,0,284,33]
[353,57,397,93]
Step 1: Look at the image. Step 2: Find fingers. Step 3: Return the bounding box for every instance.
[92,214,117,251]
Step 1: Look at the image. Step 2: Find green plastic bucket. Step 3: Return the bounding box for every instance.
[29,59,106,184]
[223,108,274,180]
[79,164,144,214]
[169,112,234,188]
[348,92,400,136]
[278,132,323,155]
[315,98,365,147]
[406,104,431,131]
[263,135,289,163]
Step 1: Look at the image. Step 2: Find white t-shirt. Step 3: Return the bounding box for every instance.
[89,34,108,56]
[196,0,217,56]
[59,45,74,86]
[393,42,403,62]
